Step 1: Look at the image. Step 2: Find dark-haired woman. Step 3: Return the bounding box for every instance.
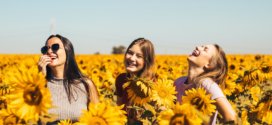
[38,34,99,123]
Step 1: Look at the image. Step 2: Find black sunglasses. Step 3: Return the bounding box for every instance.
[41,43,60,54]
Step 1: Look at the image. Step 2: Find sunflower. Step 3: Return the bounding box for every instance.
[258,64,272,80]
[58,119,73,125]
[123,77,153,106]
[242,69,263,88]
[157,103,204,125]
[76,102,127,125]
[151,78,176,108]
[0,109,24,125]
[250,86,261,105]
[5,67,52,123]
[7,84,52,123]
[181,88,216,116]
[255,101,272,124]
[221,73,237,96]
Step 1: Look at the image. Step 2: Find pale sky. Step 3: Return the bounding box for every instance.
[0,1,271,54]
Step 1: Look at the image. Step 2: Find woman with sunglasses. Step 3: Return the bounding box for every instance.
[38,34,99,123]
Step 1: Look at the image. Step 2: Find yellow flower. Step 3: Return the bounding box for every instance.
[76,102,127,125]
[241,109,250,125]
[242,69,263,88]
[58,119,73,125]
[258,64,272,80]
[0,109,25,125]
[250,86,261,105]
[221,73,237,96]
[157,103,204,125]
[5,67,52,123]
[123,78,153,106]
[182,88,216,116]
[151,78,176,108]
[255,101,272,124]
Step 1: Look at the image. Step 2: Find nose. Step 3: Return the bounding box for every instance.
[130,54,137,61]
[47,47,53,54]
[196,46,200,50]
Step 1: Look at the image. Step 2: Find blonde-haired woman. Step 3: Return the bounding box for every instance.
[174,44,236,124]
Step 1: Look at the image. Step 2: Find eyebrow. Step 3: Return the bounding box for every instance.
[128,49,143,56]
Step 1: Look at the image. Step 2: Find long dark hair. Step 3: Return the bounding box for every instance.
[45,34,94,104]
[125,38,156,80]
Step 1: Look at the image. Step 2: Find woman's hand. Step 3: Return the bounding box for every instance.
[38,55,51,75]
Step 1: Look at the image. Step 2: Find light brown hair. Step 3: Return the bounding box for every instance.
[125,38,156,80]
[193,44,228,88]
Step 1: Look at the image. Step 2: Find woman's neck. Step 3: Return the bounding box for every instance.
[187,66,204,84]
[51,66,64,79]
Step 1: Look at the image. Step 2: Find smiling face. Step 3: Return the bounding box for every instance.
[188,44,217,69]
[46,37,66,68]
[125,43,145,75]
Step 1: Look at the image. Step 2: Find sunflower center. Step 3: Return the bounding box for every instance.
[88,117,107,125]
[131,81,150,98]
[0,99,7,110]
[23,86,43,105]
[170,114,189,125]
[229,64,235,70]
[191,97,205,110]
[158,90,167,98]
[261,66,271,73]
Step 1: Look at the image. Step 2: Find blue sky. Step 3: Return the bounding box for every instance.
[0,1,271,54]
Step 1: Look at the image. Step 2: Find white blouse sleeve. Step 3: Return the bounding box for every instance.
[201,79,225,100]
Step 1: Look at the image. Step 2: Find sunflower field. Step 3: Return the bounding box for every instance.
[0,54,271,125]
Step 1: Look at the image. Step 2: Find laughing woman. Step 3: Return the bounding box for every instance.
[174,44,237,124]
[38,34,99,124]
[115,38,156,124]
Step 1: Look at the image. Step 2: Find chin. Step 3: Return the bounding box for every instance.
[126,68,138,74]
[48,63,57,67]
[187,56,193,62]
[126,68,134,73]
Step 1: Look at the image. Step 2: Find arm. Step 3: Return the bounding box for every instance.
[215,97,237,123]
[201,79,237,123]
[86,79,99,104]
[115,73,127,106]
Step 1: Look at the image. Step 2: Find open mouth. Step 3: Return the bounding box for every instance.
[191,50,200,56]
[49,55,58,62]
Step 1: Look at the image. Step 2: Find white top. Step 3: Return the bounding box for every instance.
[174,76,225,125]
[47,78,88,121]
